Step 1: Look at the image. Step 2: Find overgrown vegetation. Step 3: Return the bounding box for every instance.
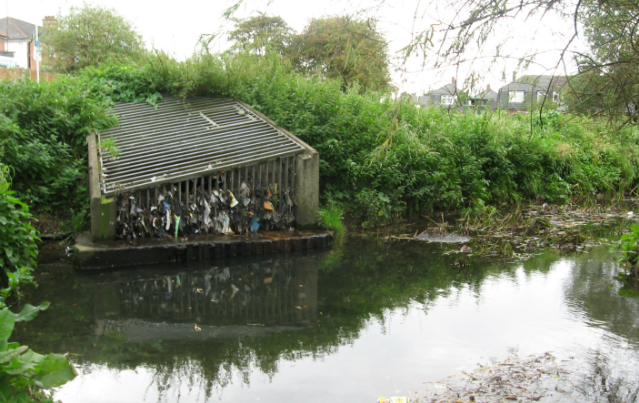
[0,165,77,400]
[616,224,639,289]
[79,53,639,226]
[4,51,639,227]
[0,164,37,306]
[0,76,116,212]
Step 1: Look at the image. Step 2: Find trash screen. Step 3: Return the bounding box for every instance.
[97,97,307,238]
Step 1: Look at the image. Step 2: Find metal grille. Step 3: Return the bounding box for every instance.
[98,97,306,196]
[115,156,297,238]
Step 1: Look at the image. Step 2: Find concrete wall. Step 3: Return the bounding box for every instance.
[294,151,320,228]
[88,133,117,241]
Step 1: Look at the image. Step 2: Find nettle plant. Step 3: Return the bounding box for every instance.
[0,303,77,402]
[617,224,639,285]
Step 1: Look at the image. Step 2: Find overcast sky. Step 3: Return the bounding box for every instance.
[4,0,584,94]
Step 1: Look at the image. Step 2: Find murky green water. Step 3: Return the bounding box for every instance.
[16,238,639,402]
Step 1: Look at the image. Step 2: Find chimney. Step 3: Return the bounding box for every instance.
[452,77,457,87]
[486,84,491,92]
[43,16,57,31]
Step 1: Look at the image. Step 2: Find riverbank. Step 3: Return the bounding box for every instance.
[376,200,639,262]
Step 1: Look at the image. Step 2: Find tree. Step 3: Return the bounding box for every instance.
[563,0,639,124]
[399,0,639,125]
[228,14,294,56]
[290,16,392,92]
[46,4,144,72]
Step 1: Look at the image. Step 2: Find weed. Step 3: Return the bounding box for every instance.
[318,202,345,238]
[100,138,120,158]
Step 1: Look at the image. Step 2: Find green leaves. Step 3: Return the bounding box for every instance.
[14,303,50,323]
[0,76,116,210]
[0,311,14,342]
[0,305,76,401]
[47,4,145,73]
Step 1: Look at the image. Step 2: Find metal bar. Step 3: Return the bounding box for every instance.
[103,151,304,197]
[104,143,302,184]
[265,161,269,191]
[252,164,255,196]
[105,108,274,140]
[108,118,264,145]
[291,156,296,200]
[104,130,296,171]
[279,158,282,210]
[284,157,289,197]
[230,169,234,198]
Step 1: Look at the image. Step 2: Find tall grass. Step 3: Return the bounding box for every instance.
[20,51,639,223]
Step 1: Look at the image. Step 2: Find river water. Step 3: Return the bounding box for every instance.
[16,237,639,402]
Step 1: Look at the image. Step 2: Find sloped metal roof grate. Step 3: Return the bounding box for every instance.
[98,97,306,196]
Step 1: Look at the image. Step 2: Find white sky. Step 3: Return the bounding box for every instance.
[4,0,586,94]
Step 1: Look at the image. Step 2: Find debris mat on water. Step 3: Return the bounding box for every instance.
[413,353,590,403]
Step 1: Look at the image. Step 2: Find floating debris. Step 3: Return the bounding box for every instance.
[413,353,587,403]
[416,233,471,243]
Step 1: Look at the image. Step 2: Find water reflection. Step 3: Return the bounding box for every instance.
[563,247,639,344]
[92,258,317,343]
[14,240,639,403]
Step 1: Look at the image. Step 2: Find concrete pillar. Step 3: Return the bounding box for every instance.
[294,151,319,228]
[87,133,116,241]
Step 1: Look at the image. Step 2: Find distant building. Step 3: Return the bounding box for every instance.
[412,78,460,109]
[469,85,498,111]
[497,75,569,111]
[0,16,55,70]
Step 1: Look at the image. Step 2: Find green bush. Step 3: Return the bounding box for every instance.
[0,77,116,211]
[0,165,37,306]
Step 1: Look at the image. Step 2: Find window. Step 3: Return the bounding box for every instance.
[509,90,525,103]
[441,94,456,105]
[553,92,561,103]
[537,91,547,103]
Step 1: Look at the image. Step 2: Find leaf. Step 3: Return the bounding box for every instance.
[0,346,28,364]
[0,310,15,341]
[36,354,77,389]
[632,224,639,234]
[14,302,50,323]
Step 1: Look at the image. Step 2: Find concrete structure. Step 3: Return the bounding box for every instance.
[73,231,332,269]
[498,75,569,111]
[88,97,320,241]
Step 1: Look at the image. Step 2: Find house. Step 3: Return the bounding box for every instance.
[411,78,460,109]
[0,16,55,70]
[469,85,498,110]
[497,75,569,111]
